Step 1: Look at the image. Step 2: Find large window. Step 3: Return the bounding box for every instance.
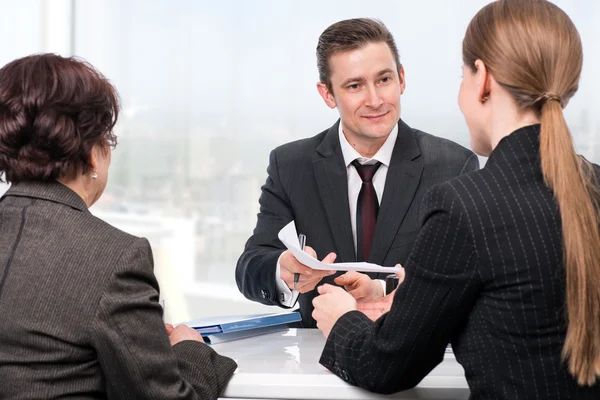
[2,0,600,321]
[0,0,44,197]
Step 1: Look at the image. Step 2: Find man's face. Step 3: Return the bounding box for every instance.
[318,41,405,143]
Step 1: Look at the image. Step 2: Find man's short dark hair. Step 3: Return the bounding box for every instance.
[316,18,402,93]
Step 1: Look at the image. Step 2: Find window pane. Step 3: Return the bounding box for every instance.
[68,0,600,322]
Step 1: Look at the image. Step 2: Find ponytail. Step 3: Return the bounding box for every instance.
[539,98,600,385]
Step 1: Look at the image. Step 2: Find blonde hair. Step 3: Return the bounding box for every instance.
[463,0,600,386]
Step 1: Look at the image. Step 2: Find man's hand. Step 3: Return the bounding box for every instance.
[279,247,336,293]
[165,323,205,346]
[334,271,383,301]
[312,284,357,338]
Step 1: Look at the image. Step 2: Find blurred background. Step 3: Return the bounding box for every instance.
[1,0,598,322]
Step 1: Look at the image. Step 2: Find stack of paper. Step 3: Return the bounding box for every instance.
[278,220,400,273]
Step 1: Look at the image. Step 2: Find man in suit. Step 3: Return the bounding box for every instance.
[235,18,479,327]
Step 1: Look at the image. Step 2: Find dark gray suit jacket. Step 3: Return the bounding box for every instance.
[0,181,236,399]
[236,120,479,327]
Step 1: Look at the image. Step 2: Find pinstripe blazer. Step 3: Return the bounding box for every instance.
[0,181,236,399]
[320,125,600,399]
[236,119,478,327]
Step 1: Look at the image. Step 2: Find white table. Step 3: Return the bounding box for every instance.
[214,328,469,400]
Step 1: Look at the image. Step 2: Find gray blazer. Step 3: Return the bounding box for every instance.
[0,181,236,399]
[236,119,479,327]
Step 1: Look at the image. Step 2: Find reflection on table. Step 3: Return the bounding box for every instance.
[215,328,469,400]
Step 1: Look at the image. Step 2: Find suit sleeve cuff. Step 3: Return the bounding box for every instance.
[275,253,299,307]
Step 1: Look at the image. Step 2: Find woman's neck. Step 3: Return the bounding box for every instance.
[56,176,94,207]
[489,102,540,152]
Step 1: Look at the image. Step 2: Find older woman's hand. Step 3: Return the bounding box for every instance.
[312,284,357,338]
[165,323,205,346]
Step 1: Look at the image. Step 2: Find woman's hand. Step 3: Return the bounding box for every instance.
[165,323,205,346]
[312,284,357,338]
[334,271,384,301]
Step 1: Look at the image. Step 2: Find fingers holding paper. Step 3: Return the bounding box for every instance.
[335,265,405,302]
[312,284,357,338]
[334,271,384,301]
[280,247,336,293]
[394,265,406,284]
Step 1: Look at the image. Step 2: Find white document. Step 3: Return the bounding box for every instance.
[277,220,401,274]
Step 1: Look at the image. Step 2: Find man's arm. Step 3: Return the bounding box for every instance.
[235,149,294,306]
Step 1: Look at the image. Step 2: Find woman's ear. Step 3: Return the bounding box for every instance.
[88,146,98,176]
[474,59,491,103]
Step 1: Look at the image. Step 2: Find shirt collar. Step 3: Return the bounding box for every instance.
[338,121,398,167]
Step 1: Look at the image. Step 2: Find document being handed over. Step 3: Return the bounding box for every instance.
[278,221,401,274]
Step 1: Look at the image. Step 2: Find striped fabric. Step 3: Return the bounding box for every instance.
[321,125,600,399]
[0,181,236,399]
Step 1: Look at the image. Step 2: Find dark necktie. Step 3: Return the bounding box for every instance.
[351,160,382,261]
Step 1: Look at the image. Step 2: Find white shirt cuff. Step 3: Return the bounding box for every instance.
[377,279,387,296]
[275,253,299,307]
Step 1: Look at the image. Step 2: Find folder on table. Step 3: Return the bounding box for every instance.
[179,311,301,344]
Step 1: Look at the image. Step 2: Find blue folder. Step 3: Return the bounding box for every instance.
[182,311,301,336]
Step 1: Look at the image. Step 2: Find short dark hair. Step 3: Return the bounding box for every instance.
[0,53,120,184]
[316,18,402,93]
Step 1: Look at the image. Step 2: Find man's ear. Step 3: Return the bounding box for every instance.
[398,65,406,94]
[317,82,337,109]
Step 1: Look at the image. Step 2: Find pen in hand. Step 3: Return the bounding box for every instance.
[293,233,306,291]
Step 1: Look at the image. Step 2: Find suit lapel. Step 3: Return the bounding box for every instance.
[313,121,356,263]
[369,120,423,265]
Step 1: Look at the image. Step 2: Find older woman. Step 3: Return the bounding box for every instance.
[0,54,236,399]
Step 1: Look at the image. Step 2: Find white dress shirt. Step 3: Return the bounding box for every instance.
[276,123,399,306]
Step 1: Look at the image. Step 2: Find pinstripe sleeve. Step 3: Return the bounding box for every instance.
[320,183,481,394]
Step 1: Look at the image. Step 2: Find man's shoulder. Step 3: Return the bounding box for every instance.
[271,127,331,161]
[412,128,474,162]
[399,124,478,176]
